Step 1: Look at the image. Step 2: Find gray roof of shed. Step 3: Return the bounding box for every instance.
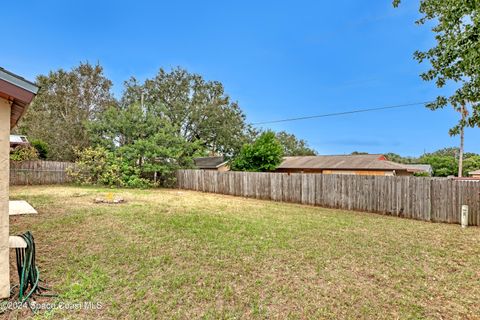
[194,156,228,169]
[403,164,433,173]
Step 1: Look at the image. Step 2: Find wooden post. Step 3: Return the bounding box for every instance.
[458,104,466,177]
[461,205,468,228]
[0,98,11,298]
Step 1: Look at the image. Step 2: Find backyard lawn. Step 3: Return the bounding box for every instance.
[7,186,480,319]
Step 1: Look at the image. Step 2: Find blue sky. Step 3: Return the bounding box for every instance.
[4,0,479,156]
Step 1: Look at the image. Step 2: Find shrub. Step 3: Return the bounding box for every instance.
[30,139,49,159]
[231,131,283,172]
[67,147,152,188]
[10,145,39,161]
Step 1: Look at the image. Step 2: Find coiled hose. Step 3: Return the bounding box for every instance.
[15,231,54,306]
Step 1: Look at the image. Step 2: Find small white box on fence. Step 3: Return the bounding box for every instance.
[461,205,468,228]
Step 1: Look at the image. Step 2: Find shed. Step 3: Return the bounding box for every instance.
[194,156,229,172]
[0,67,38,298]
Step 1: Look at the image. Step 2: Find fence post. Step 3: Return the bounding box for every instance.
[461,205,468,228]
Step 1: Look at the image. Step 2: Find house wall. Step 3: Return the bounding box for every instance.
[217,165,230,172]
[0,97,11,298]
[199,165,230,172]
[323,170,395,176]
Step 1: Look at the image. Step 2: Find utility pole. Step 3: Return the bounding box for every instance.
[458,104,466,177]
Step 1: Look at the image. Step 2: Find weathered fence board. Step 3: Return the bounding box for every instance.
[177,170,480,226]
[10,161,75,185]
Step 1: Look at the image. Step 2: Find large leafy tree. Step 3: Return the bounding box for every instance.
[394,0,480,176]
[17,62,116,161]
[463,155,480,175]
[275,131,316,156]
[121,67,248,157]
[89,102,203,185]
[231,131,283,172]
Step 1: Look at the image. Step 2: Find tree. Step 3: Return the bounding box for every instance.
[418,154,458,177]
[121,67,248,157]
[17,62,116,161]
[231,131,283,172]
[275,131,316,156]
[350,151,369,155]
[88,102,203,186]
[394,0,480,177]
[463,155,480,176]
[385,152,417,164]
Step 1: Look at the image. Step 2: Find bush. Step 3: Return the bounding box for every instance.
[30,139,49,159]
[10,145,39,161]
[413,171,430,177]
[231,131,283,172]
[67,147,152,188]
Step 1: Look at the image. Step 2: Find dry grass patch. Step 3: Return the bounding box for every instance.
[5,185,480,319]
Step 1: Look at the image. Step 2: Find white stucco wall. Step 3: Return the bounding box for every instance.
[0,97,11,298]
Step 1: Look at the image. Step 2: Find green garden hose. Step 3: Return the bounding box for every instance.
[15,231,54,306]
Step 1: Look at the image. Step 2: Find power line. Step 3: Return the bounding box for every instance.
[252,101,433,125]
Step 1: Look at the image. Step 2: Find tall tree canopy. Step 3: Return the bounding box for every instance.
[394,0,480,175]
[275,131,316,156]
[121,68,248,157]
[17,62,115,161]
[89,102,203,185]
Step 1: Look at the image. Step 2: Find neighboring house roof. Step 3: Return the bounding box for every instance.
[403,164,433,174]
[0,67,39,128]
[469,169,480,175]
[194,156,228,169]
[10,135,29,145]
[277,154,415,171]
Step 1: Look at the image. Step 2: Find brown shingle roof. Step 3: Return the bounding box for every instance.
[278,154,410,171]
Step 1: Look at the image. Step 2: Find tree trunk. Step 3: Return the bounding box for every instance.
[458,105,466,177]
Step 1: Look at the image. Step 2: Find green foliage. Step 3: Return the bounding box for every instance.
[275,131,316,156]
[17,62,116,161]
[418,154,458,177]
[463,155,480,176]
[413,171,430,177]
[10,145,39,161]
[394,0,480,134]
[231,131,283,172]
[386,148,480,177]
[88,103,203,186]
[30,139,49,159]
[350,151,369,155]
[67,147,152,188]
[121,67,248,156]
[384,152,417,164]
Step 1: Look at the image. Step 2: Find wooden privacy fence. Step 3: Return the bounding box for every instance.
[176,170,480,226]
[10,161,75,185]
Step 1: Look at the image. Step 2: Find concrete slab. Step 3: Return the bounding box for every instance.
[9,200,37,215]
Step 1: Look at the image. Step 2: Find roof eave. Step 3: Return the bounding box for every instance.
[0,68,39,129]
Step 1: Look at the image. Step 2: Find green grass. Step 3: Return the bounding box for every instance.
[6,186,480,319]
